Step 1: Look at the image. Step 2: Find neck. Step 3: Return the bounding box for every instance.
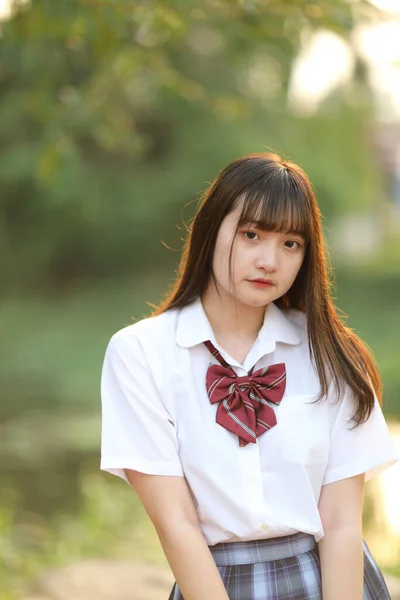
[201,283,266,344]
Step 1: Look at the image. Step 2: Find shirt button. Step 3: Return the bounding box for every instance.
[260,523,268,531]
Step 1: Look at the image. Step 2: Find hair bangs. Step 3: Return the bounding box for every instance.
[235,176,311,241]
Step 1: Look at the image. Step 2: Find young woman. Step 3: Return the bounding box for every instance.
[100,152,398,599]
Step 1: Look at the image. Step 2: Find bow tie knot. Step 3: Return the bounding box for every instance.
[237,380,251,391]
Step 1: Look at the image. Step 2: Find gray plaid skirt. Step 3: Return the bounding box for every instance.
[168,532,391,599]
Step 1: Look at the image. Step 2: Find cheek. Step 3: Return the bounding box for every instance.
[213,238,233,280]
[282,253,304,283]
[291,254,305,279]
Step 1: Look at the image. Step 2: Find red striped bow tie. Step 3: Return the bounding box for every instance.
[204,341,286,447]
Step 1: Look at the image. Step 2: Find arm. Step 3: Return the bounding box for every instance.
[318,473,365,600]
[126,469,230,600]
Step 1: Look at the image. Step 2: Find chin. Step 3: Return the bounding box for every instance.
[239,296,271,308]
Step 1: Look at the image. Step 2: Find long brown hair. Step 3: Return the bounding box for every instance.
[153,152,381,424]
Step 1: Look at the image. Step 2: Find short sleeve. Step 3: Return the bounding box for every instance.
[100,330,184,484]
[322,386,399,486]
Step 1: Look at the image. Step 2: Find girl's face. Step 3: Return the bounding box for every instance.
[211,203,306,308]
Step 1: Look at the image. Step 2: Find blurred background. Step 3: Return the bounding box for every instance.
[0,0,399,598]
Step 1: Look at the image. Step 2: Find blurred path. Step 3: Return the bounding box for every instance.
[23,560,400,600]
[24,561,174,600]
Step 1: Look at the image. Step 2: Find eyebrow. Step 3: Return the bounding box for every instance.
[241,220,305,238]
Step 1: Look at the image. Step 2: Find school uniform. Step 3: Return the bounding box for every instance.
[100,296,399,599]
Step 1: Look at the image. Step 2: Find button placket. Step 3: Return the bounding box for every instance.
[238,443,264,507]
[238,442,280,533]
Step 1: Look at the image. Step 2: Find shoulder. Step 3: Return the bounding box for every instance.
[106,309,179,360]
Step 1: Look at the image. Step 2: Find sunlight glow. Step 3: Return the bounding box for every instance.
[288,31,354,115]
[376,426,400,542]
[354,21,400,120]
[290,13,400,120]
[0,0,28,20]
[370,0,400,16]
[0,0,11,18]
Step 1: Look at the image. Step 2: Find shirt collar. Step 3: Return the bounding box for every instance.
[175,296,302,351]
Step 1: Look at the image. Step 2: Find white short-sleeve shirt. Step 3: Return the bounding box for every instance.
[100,297,398,544]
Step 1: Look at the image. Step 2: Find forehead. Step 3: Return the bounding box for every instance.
[230,191,310,238]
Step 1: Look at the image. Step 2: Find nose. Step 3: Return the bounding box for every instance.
[254,241,279,272]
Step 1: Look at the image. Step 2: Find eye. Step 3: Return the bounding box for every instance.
[242,230,259,241]
[284,240,302,249]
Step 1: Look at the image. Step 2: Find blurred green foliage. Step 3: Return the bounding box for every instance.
[0,0,384,292]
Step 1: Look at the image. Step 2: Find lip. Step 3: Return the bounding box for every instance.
[248,279,275,287]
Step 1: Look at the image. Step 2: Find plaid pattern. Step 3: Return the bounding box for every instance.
[168,532,391,599]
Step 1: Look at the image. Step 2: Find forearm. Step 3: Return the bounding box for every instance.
[158,521,230,600]
[318,526,363,600]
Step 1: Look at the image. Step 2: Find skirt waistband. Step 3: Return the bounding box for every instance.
[209,532,316,566]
